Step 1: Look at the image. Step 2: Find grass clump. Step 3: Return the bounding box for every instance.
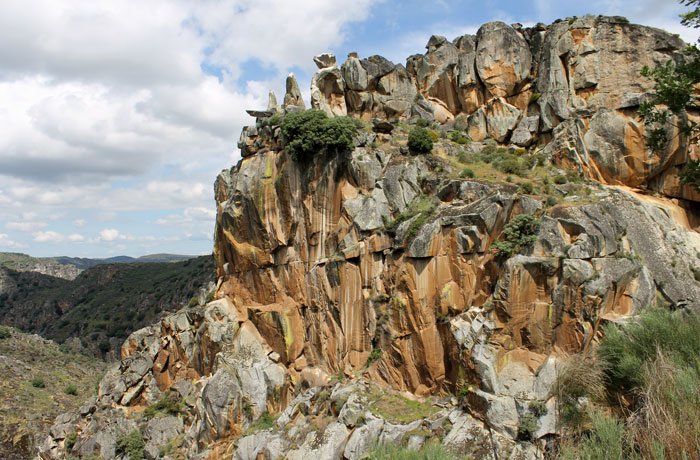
[367,440,458,460]
[408,127,434,153]
[281,109,357,162]
[491,213,540,257]
[244,412,277,435]
[366,348,383,367]
[0,326,10,339]
[116,430,144,460]
[31,377,46,388]
[385,196,436,238]
[144,391,184,419]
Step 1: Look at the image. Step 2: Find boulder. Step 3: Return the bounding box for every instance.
[476,22,532,98]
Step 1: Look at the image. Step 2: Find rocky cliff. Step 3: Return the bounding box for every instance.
[37,16,700,460]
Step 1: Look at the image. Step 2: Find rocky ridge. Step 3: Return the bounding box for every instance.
[37,16,700,460]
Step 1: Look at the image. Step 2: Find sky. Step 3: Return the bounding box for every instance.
[0,0,696,258]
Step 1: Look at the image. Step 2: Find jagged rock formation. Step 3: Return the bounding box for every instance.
[37,15,700,460]
[239,15,699,204]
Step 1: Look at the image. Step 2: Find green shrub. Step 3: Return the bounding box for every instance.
[65,431,77,450]
[497,157,524,176]
[0,326,10,339]
[529,92,541,104]
[366,348,383,367]
[492,213,540,257]
[281,109,357,162]
[562,411,629,460]
[268,114,281,126]
[447,130,468,144]
[553,175,567,184]
[415,118,428,128]
[65,385,78,396]
[116,430,144,460]
[530,400,548,417]
[459,168,475,178]
[187,297,200,308]
[545,196,558,207]
[519,182,535,194]
[598,308,700,393]
[32,378,46,388]
[408,127,434,153]
[518,413,540,441]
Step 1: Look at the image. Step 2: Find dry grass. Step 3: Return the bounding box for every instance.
[629,352,700,460]
[549,354,608,431]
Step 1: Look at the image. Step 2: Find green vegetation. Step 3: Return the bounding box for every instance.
[280,109,357,162]
[244,412,277,435]
[0,326,10,339]
[0,329,106,459]
[64,384,78,396]
[0,255,214,354]
[407,127,434,153]
[144,392,185,419]
[637,1,700,192]
[558,308,700,459]
[366,348,383,367]
[364,385,439,424]
[65,431,77,450]
[31,377,45,388]
[458,168,474,178]
[367,440,459,460]
[447,130,469,144]
[492,213,540,257]
[385,195,437,240]
[598,307,700,394]
[116,430,144,460]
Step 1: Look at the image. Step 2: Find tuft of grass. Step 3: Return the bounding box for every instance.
[244,412,277,435]
[31,377,46,388]
[366,348,383,367]
[367,440,458,460]
[143,391,184,419]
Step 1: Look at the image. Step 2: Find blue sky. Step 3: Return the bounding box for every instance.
[0,0,694,258]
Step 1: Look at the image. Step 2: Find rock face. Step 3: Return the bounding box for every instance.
[307,16,698,202]
[37,15,700,460]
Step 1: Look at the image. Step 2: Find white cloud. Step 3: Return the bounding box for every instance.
[0,233,28,249]
[98,228,121,242]
[32,230,84,243]
[5,221,47,232]
[73,219,87,228]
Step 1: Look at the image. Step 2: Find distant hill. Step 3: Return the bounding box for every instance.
[0,252,197,279]
[0,255,215,358]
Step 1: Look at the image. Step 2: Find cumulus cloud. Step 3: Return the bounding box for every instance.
[32,230,84,243]
[0,233,28,249]
[98,228,121,242]
[5,221,47,232]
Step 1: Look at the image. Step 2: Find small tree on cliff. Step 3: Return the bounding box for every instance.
[638,0,700,191]
[280,109,357,163]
